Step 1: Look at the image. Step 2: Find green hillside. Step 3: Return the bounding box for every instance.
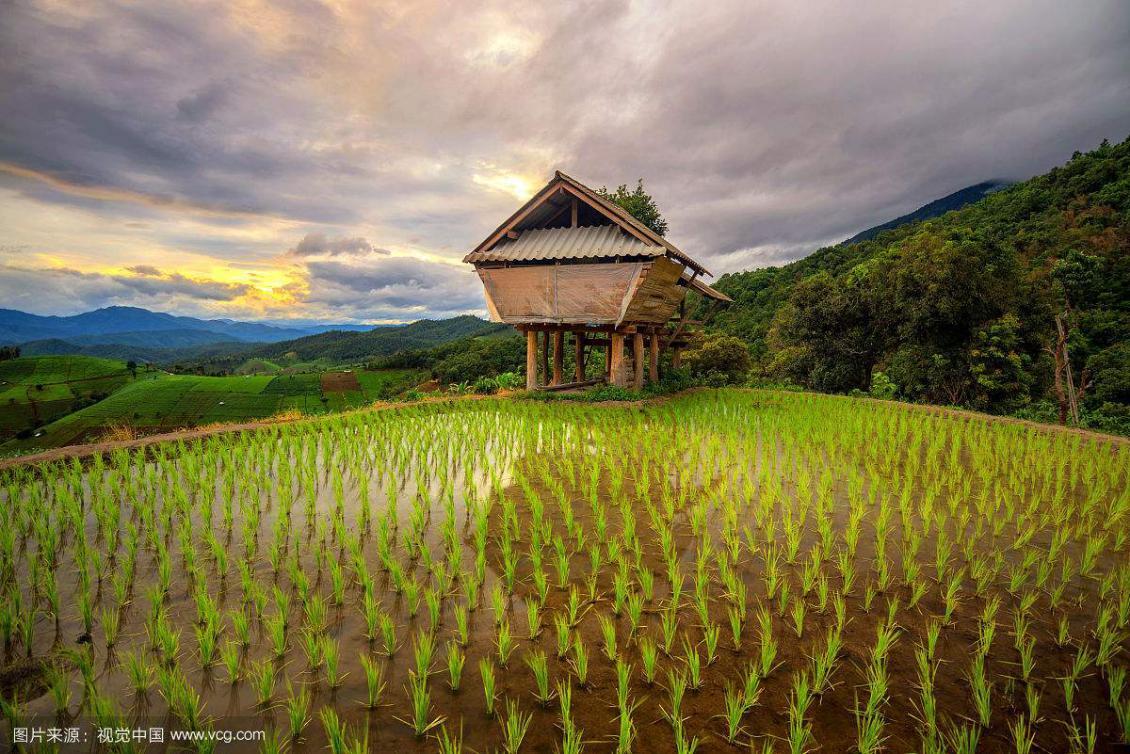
[702,136,1130,433]
[0,367,422,454]
[0,355,139,439]
[173,315,510,373]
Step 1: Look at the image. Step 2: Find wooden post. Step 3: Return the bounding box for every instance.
[541,331,550,388]
[574,331,585,382]
[610,333,625,387]
[649,333,659,383]
[672,346,682,369]
[526,330,538,389]
[552,331,564,386]
[632,333,644,389]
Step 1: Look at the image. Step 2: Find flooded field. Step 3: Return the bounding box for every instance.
[1,389,1128,753]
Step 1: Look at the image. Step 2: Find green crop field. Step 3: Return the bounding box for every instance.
[2,390,1126,753]
[0,363,425,455]
[0,356,137,438]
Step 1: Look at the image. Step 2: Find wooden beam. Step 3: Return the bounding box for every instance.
[609,333,625,387]
[526,330,538,389]
[570,196,578,227]
[552,331,564,386]
[649,333,659,383]
[574,331,585,382]
[632,333,644,389]
[541,331,550,388]
[582,337,611,348]
[540,378,603,392]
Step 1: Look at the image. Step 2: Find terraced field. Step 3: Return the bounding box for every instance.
[0,356,137,439]
[0,361,423,455]
[1,390,1127,753]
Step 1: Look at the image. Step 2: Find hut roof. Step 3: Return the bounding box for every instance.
[464,170,711,276]
[467,225,661,264]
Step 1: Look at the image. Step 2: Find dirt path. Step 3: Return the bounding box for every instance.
[2,388,1123,471]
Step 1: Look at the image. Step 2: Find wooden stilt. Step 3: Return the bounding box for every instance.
[672,347,682,369]
[632,333,644,389]
[552,331,564,386]
[541,331,550,388]
[526,330,538,389]
[649,333,660,383]
[574,331,585,382]
[610,333,625,387]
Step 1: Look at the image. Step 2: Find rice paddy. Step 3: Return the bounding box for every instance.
[1,389,1128,753]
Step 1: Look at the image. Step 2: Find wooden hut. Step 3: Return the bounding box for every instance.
[464,171,731,390]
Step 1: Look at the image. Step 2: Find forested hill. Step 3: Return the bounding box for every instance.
[174,315,510,373]
[842,180,1010,244]
[702,136,1130,432]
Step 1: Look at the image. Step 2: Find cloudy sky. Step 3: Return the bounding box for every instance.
[1,0,1126,324]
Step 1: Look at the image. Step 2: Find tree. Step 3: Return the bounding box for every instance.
[1048,249,1100,423]
[0,345,20,361]
[126,359,138,377]
[597,180,669,236]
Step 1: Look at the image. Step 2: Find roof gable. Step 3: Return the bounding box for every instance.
[464,171,710,275]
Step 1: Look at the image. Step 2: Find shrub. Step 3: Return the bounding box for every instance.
[868,371,898,400]
[495,372,523,390]
[681,334,751,386]
[473,377,499,395]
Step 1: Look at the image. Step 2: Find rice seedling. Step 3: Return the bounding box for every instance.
[219,640,241,683]
[969,653,993,728]
[703,621,720,664]
[249,659,275,706]
[498,698,532,754]
[480,658,497,716]
[525,650,555,706]
[719,681,748,743]
[446,641,465,692]
[571,634,590,687]
[436,723,464,754]
[682,637,703,690]
[323,635,346,687]
[639,636,660,685]
[399,670,445,737]
[121,650,154,694]
[497,620,516,667]
[599,614,618,661]
[786,672,814,754]
[286,681,311,739]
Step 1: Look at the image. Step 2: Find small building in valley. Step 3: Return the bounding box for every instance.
[464,171,730,390]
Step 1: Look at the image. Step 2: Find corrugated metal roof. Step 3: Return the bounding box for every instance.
[463,171,711,276]
[465,225,664,264]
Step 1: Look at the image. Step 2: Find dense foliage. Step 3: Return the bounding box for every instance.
[373,332,525,385]
[680,333,752,386]
[174,316,510,374]
[702,137,1130,432]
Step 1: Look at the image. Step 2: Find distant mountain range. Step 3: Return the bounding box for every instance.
[0,306,376,350]
[12,313,509,369]
[843,180,1011,245]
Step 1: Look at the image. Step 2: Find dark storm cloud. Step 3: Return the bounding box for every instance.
[301,256,485,320]
[0,0,1127,321]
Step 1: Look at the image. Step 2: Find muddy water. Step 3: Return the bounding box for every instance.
[2,393,1128,753]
